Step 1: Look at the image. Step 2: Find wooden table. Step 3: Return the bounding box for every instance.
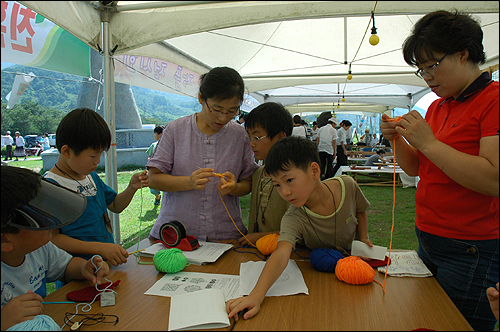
[340,166,404,186]
[42,241,472,331]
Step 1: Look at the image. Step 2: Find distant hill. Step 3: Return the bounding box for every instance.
[1,64,200,125]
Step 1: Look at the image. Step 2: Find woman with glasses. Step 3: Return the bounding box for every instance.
[147,67,259,243]
[381,10,498,331]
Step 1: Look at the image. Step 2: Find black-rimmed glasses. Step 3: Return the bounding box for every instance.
[205,101,241,118]
[415,54,448,79]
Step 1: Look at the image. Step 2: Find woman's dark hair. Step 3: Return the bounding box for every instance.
[199,67,245,103]
[56,108,111,155]
[402,10,485,67]
[244,102,293,139]
[265,136,320,177]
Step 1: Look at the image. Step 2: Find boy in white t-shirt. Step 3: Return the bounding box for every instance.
[1,165,110,330]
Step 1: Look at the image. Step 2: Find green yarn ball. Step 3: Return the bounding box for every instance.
[153,248,188,273]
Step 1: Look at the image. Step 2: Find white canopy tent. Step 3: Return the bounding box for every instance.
[16,1,499,242]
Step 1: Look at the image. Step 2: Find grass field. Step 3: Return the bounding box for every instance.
[5,157,419,251]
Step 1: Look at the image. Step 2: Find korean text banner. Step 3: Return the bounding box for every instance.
[1,1,90,77]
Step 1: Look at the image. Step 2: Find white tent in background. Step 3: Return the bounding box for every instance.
[8,1,499,242]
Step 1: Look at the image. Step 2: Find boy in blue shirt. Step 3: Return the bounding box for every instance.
[44,108,149,266]
[1,165,109,330]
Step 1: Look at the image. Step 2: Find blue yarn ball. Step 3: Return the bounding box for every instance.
[7,315,61,331]
[310,248,344,272]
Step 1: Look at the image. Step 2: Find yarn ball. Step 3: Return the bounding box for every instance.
[256,233,280,255]
[153,248,188,273]
[7,315,61,331]
[335,256,376,285]
[309,248,344,272]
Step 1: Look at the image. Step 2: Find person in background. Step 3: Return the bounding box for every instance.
[360,128,374,147]
[331,120,352,177]
[40,133,50,151]
[381,10,498,331]
[310,121,319,143]
[222,102,293,246]
[13,131,26,161]
[147,67,259,243]
[236,114,246,126]
[226,136,373,320]
[3,131,13,161]
[364,149,388,166]
[44,108,149,267]
[1,165,109,331]
[146,125,164,207]
[291,115,307,138]
[317,118,337,180]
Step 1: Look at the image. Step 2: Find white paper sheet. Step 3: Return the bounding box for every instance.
[140,241,233,265]
[168,288,230,331]
[238,260,309,297]
[351,240,387,260]
[144,271,242,300]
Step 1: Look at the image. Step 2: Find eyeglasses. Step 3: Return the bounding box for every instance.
[415,54,448,79]
[247,135,268,142]
[205,101,241,118]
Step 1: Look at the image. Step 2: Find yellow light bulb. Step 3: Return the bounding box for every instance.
[347,73,352,80]
[369,34,379,46]
[342,97,345,102]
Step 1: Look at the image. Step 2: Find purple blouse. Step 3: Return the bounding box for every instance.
[146,113,259,241]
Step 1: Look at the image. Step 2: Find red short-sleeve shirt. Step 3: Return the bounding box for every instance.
[415,73,499,240]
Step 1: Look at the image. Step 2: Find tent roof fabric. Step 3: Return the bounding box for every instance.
[19,1,499,113]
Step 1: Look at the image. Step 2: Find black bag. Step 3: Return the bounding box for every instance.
[316,111,332,128]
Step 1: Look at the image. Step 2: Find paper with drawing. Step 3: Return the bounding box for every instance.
[144,271,241,300]
[239,259,309,297]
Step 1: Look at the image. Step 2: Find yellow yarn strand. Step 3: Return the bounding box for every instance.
[217,175,257,248]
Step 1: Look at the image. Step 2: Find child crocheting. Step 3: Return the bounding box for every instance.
[226,136,373,320]
[1,165,110,331]
[43,108,149,266]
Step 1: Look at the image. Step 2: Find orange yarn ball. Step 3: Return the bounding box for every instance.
[256,233,280,255]
[335,256,375,285]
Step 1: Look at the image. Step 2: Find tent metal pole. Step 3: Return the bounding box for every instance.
[101,10,120,245]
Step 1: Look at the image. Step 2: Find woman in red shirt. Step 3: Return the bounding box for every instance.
[381,10,499,331]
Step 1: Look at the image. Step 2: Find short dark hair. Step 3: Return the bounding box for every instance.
[154,125,164,135]
[199,67,245,103]
[244,102,293,139]
[1,165,42,234]
[402,10,486,67]
[265,136,320,177]
[293,115,302,124]
[56,108,111,155]
[377,149,386,155]
[342,120,352,127]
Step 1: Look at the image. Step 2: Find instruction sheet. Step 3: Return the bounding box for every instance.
[144,271,242,300]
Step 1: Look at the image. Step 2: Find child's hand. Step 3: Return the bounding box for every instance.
[83,256,110,285]
[226,295,262,321]
[96,243,129,266]
[1,291,43,331]
[215,172,236,195]
[358,238,374,261]
[130,170,148,190]
[487,282,499,321]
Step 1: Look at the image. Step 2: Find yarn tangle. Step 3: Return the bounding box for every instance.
[7,315,61,331]
[309,248,344,272]
[256,233,280,255]
[153,248,188,273]
[335,256,383,287]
